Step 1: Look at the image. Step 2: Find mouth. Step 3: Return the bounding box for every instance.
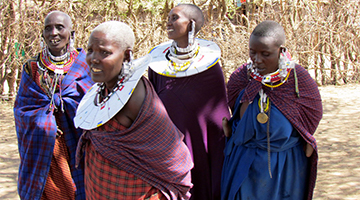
[167,28,174,33]
[91,67,102,73]
[49,39,61,45]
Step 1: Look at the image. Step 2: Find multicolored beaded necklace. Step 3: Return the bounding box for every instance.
[247,50,295,88]
[38,48,78,112]
[168,45,200,72]
[39,48,78,74]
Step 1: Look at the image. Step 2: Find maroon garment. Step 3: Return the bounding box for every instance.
[148,62,230,200]
[227,63,323,200]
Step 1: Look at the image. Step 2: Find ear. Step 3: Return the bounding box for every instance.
[188,19,195,32]
[123,49,132,62]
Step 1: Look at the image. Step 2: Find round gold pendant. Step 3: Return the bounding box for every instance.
[257,112,269,124]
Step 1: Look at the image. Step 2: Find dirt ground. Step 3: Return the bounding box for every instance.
[0,83,359,200]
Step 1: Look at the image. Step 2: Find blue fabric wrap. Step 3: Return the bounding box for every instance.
[14,49,92,200]
[221,90,309,200]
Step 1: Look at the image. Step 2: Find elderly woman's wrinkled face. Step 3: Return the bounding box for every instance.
[86,31,126,90]
[167,6,190,44]
[43,12,72,56]
[249,35,280,76]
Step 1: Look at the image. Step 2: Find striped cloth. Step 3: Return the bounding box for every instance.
[226,63,323,200]
[76,77,193,200]
[14,49,93,200]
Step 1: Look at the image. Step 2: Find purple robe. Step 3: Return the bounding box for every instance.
[148,62,230,200]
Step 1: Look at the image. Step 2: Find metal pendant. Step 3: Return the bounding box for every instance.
[257,112,269,124]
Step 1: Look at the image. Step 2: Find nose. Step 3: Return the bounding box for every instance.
[49,27,59,36]
[254,53,262,64]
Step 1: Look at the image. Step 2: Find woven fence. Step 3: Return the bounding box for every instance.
[1,0,359,99]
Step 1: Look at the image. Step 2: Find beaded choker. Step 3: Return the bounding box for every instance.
[48,50,70,62]
[247,51,295,88]
[171,41,197,53]
[40,48,78,74]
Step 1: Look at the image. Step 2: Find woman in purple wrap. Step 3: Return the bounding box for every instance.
[148,3,230,200]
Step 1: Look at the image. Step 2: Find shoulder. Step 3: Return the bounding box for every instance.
[23,54,40,77]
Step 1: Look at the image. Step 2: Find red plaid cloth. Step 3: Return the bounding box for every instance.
[227,63,323,200]
[85,142,167,200]
[41,134,75,200]
[76,77,193,200]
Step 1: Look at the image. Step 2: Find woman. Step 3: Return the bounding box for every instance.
[14,11,93,199]
[148,3,230,200]
[221,20,323,200]
[74,21,193,200]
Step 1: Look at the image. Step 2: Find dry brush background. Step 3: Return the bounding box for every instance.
[0,0,360,199]
[1,0,360,99]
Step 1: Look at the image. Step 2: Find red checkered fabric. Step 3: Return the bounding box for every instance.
[85,142,167,200]
[41,134,75,200]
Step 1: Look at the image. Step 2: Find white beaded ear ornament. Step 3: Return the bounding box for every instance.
[188,20,196,46]
[69,32,75,52]
[118,51,134,81]
[40,36,45,50]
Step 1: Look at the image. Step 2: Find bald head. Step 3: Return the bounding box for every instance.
[175,4,204,33]
[91,21,135,51]
[45,11,72,29]
[251,20,285,47]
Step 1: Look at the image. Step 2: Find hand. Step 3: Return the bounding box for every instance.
[305,143,314,157]
[222,117,232,137]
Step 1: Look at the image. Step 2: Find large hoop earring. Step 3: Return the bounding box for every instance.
[188,20,196,46]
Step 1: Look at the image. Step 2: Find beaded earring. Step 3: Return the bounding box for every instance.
[278,47,293,78]
[40,36,46,50]
[188,20,195,46]
[69,32,75,51]
[118,51,134,81]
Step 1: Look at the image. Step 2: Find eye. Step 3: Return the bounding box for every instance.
[87,48,93,53]
[56,25,64,30]
[44,26,52,31]
[262,52,270,56]
[102,50,111,55]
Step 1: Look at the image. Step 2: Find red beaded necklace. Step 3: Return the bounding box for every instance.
[39,48,78,74]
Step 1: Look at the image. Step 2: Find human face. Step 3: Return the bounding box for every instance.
[167,6,191,47]
[86,31,126,90]
[43,12,72,56]
[249,35,281,75]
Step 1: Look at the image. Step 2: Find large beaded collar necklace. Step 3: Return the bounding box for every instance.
[74,55,152,130]
[148,39,221,77]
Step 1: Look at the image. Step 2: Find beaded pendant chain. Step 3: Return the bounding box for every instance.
[94,76,126,107]
[38,48,78,112]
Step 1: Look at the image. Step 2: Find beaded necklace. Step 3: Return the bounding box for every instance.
[94,76,125,107]
[38,48,78,112]
[40,48,78,74]
[247,51,295,88]
[168,46,200,72]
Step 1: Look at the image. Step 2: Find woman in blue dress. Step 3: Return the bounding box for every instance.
[221,20,323,200]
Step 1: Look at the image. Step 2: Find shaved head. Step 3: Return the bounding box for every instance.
[251,20,285,47]
[91,21,135,50]
[175,4,204,33]
[45,11,72,29]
